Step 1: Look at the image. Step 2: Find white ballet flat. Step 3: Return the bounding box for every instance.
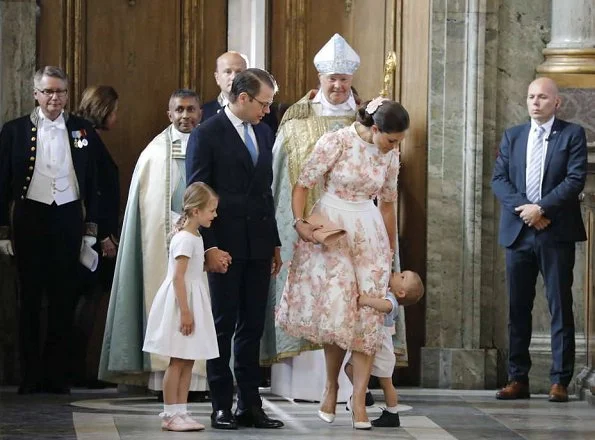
[317,410,335,423]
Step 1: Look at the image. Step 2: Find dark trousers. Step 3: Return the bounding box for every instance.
[505,226,576,386]
[12,199,83,387]
[206,259,271,411]
[72,255,114,385]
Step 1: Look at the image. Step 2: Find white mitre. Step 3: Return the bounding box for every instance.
[313,33,360,75]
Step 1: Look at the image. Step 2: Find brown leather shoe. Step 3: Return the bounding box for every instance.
[495,381,530,400]
[548,384,569,402]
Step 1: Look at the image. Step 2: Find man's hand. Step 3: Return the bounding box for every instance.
[0,240,14,256]
[205,248,232,273]
[532,216,551,231]
[271,247,282,276]
[514,204,550,230]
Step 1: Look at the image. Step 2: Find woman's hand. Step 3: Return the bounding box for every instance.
[100,236,118,258]
[295,220,320,243]
[179,310,195,336]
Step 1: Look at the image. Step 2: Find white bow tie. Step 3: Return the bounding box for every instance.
[44,120,66,130]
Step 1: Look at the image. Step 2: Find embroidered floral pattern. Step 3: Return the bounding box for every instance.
[276,124,399,355]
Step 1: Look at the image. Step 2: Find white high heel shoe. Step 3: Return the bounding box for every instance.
[318,388,337,423]
[317,410,336,423]
[349,397,372,430]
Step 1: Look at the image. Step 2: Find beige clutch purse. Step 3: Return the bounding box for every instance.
[305,213,347,246]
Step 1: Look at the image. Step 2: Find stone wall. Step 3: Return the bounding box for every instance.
[421,0,589,392]
[0,0,36,385]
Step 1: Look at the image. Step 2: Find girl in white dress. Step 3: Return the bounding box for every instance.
[143,182,221,432]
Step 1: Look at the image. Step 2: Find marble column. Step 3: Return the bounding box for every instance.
[423,0,501,389]
[423,0,555,390]
[0,0,36,125]
[227,0,267,68]
[576,188,595,405]
[0,0,37,385]
[537,0,595,86]
[537,0,595,402]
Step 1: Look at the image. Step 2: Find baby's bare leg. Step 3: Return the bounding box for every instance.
[378,377,398,407]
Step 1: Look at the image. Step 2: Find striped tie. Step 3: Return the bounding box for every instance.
[526,125,546,203]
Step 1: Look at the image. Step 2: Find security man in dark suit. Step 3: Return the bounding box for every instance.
[186,68,283,429]
[201,51,279,133]
[492,77,587,403]
[0,66,99,394]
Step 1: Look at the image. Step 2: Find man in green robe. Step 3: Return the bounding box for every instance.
[98,90,208,395]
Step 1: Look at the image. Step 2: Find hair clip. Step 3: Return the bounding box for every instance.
[365,96,388,115]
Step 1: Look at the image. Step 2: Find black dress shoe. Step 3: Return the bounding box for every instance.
[235,406,284,429]
[17,383,42,394]
[85,380,110,389]
[42,384,71,394]
[211,409,238,430]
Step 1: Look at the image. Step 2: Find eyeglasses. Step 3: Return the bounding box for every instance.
[247,93,273,110]
[35,88,68,98]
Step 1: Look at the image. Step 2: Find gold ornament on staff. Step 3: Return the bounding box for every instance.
[379,51,397,98]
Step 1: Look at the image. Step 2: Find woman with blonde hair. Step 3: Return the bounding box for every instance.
[143,182,221,431]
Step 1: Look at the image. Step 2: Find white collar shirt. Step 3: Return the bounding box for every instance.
[27,109,79,205]
[312,89,357,116]
[170,125,190,157]
[224,106,258,153]
[217,93,229,108]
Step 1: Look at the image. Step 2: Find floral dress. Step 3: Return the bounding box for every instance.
[275,123,399,355]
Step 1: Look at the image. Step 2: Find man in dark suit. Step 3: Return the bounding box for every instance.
[492,77,587,403]
[201,51,279,133]
[186,68,283,429]
[0,66,99,394]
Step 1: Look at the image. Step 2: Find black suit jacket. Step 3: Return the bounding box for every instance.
[0,110,99,239]
[491,118,587,247]
[94,133,120,241]
[201,99,279,134]
[186,109,281,260]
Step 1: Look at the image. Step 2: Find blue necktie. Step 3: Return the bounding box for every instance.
[243,122,258,165]
[526,125,546,203]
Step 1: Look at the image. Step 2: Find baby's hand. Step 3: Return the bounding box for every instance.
[357,294,369,307]
[388,273,398,292]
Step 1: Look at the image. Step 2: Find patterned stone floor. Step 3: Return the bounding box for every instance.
[1,387,594,439]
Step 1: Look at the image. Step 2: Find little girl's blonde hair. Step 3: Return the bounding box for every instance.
[171,182,218,235]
